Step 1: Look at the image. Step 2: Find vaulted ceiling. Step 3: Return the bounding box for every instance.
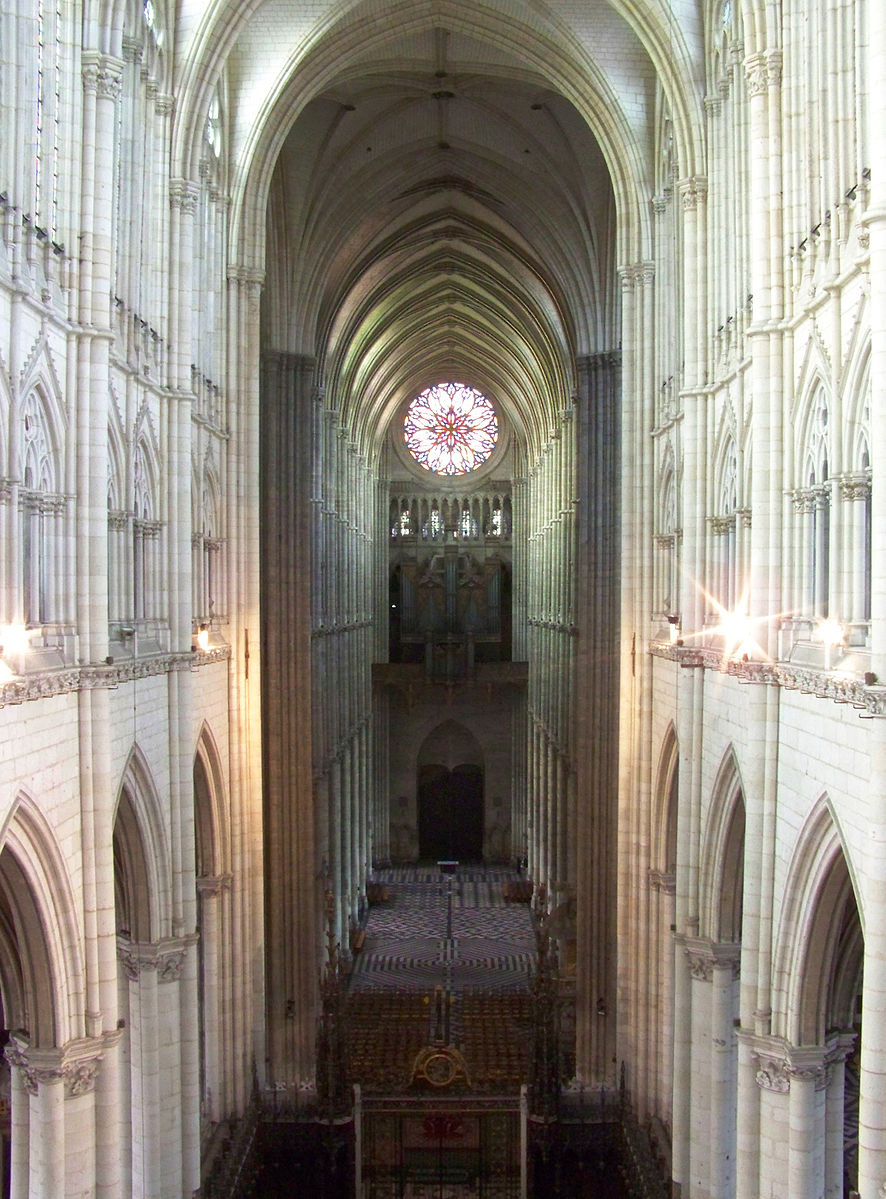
[234,4,693,462]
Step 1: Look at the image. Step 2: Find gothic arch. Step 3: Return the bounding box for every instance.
[772,796,863,1046]
[794,377,830,488]
[114,748,172,942]
[416,720,484,862]
[0,794,85,1047]
[417,719,483,772]
[699,748,746,943]
[193,723,231,1124]
[202,1,679,291]
[653,723,678,875]
[108,405,126,512]
[193,723,229,876]
[840,339,871,469]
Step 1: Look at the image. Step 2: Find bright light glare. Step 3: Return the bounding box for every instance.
[196,628,210,652]
[1,624,31,657]
[718,609,752,651]
[702,586,775,662]
[817,619,844,647]
[0,661,14,682]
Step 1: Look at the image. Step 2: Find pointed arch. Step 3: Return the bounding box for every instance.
[0,793,86,1047]
[700,747,746,943]
[773,796,863,1045]
[653,722,679,876]
[114,747,172,942]
[132,421,163,623]
[655,439,679,616]
[193,722,229,877]
[17,339,65,437]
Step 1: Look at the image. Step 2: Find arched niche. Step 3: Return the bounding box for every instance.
[193,727,230,1125]
[416,721,484,862]
[700,749,746,945]
[0,848,58,1048]
[113,788,153,943]
[796,845,861,1047]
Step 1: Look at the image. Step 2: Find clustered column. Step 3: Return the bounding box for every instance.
[311,399,376,948]
[522,406,576,902]
[573,351,620,1086]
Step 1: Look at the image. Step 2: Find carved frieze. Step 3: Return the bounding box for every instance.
[0,646,232,711]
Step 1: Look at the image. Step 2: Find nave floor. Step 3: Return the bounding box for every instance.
[350,865,536,994]
[346,865,536,1094]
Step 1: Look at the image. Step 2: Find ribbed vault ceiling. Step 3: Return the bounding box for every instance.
[264,29,619,462]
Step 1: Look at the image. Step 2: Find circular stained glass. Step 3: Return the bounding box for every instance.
[403,383,499,476]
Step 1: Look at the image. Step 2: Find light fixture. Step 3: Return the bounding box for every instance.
[816,618,844,647]
[1,624,31,658]
[667,614,681,644]
[817,618,844,670]
[196,624,210,652]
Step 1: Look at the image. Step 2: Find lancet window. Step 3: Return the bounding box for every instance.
[19,391,64,627]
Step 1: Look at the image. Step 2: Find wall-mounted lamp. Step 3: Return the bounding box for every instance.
[667,614,681,644]
[817,618,844,670]
[1,624,30,658]
[196,624,210,652]
[596,997,607,1016]
[0,624,30,676]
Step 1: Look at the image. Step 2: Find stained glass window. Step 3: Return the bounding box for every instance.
[403,383,498,476]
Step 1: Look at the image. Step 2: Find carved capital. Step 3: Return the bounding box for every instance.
[791,487,817,514]
[838,472,871,502]
[679,176,708,211]
[82,55,123,100]
[755,1059,790,1092]
[709,513,736,535]
[158,950,186,982]
[4,1041,38,1095]
[765,50,783,89]
[197,872,233,897]
[684,938,740,981]
[619,261,655,291]
[122,37,144,65]
[685,949,713,981]
[117,936,191,981]
[170,181,200,216]
[5,1037,104,1097]
[744,53,768,98]
[648,868,676,895]
[227,264,265,290]
[64,1058,101,1096]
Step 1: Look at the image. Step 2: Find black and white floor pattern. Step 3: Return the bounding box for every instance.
[350,866,535,995]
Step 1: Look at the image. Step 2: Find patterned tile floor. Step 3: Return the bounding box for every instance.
[350,866,536,997]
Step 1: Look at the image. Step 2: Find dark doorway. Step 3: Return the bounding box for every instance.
[418,763,484,860]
